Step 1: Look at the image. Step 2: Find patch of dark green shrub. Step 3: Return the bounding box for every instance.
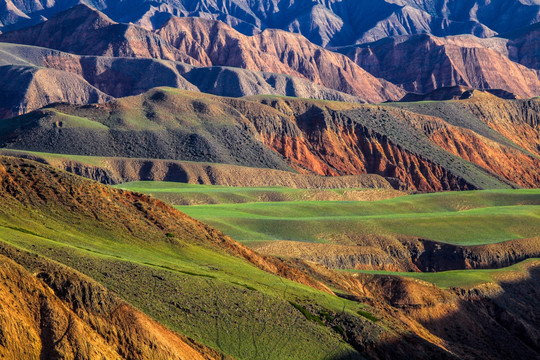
[358,310,379,322]
[289,302,324,325]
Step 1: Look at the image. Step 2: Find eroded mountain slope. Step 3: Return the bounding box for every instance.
[0,5,405,103]
[3,88,539,191]
[341,34,540,98]
[0,42,361,119]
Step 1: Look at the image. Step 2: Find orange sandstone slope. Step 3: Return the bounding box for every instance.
[461,96,540,159]
[0,254,217,360]
[156,17,405,103]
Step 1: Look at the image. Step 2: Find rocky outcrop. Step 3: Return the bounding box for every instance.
[354,263,540,360]
[342,34,540,98]
[255,235,540,273]
[244,96,511,191]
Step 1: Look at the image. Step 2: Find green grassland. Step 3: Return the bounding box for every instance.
[115,181,397,205]
[0,196,368,359]
[112,182,540,291]
[346,258,540,289]
[165,188,540,246]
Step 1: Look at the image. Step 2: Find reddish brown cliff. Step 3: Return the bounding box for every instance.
[344,34,540,98]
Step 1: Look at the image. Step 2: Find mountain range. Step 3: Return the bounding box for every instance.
[1,0,540,47]
[0,3,538,120]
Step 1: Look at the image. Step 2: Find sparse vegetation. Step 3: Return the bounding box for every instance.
[357,310,379,322]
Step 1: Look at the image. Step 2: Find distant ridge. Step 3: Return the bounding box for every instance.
[1,0,539,47]
[0,5,405,103]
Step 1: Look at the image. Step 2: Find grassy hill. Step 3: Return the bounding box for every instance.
[170,189,540,246]
[2,156,540,360]
[346,258,540,289]
[0,156,367,359]
[2,88,539,191]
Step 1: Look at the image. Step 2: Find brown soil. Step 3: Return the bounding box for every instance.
[253,236,540,273]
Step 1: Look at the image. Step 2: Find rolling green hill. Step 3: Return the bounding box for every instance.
[0,156,368,360]
[346,258,540,289]
[169,189,540,246]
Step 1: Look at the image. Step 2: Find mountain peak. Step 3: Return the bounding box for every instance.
[45,3,116,28]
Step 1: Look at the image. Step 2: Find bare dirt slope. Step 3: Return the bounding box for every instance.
[0,253,218,360]
[342,34,540,98]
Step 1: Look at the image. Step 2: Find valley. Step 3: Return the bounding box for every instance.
[0,1,539,359]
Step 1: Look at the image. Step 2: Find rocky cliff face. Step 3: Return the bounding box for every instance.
[342,34,540,98]
[353,263,540,360]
